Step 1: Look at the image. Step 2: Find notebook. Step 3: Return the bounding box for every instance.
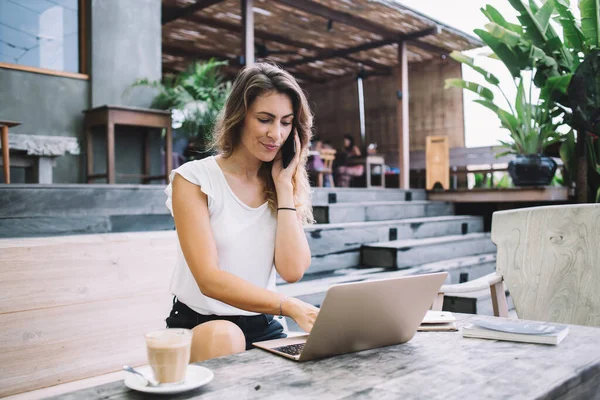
[462,318,569,345]
[418,310,458,332]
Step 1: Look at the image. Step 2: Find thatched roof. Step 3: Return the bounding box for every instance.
[162,0,483,82]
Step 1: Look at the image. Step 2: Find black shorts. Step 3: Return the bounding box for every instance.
[165,298,287,350]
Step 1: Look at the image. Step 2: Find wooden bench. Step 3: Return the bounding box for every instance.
[0,231,177,398]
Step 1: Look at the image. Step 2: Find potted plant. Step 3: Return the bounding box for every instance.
[130,59,231,161]
[446,51,563,186]
[455,0,599,197]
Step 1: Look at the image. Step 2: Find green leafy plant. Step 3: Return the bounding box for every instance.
[473,172,492,188]
[448,0,600,200]
[445,51,563,156]
[129,59,231,144]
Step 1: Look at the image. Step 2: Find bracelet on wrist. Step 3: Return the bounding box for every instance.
[277,207,296,212]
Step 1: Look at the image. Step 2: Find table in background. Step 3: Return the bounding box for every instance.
[347,155,385,188]
[49,313,600,399]
[83,105,172,184]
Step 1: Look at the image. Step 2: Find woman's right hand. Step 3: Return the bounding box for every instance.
[282,297,320,333]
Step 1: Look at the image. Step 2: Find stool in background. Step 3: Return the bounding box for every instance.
[0,120,22,184]
[84,105,172,184]
[425,135,449,190]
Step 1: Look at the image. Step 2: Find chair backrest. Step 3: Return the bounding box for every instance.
[319,149,336,170]
[492,204,600,327]
[425,136,449,190]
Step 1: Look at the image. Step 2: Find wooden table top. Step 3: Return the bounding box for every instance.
[48,313,600,400]
[0,120,21,128]
[82,105,171,115]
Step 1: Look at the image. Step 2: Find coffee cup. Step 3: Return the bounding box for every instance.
[145,328,193,384]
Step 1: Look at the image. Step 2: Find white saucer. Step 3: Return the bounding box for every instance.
[124,365,214,395]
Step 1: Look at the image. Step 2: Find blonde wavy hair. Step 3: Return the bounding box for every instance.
[210,62,314,224]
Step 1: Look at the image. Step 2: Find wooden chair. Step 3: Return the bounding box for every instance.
[317,149,336,188]
[433,204,600,327]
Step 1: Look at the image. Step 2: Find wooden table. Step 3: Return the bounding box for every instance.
[0,120,21,184]
[83,105,172,184]
[48,314,600,399]
[347,155,385,188]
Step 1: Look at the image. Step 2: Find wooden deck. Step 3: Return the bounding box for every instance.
[427,187,571,203]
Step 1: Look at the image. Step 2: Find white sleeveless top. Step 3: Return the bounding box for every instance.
[164,156,277,316]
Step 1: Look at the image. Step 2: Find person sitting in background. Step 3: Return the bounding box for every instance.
[335,134,364,187]
[307,136,325,172]
[307,137,334,187]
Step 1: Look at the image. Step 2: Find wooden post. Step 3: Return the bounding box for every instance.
[396,41,409,188]
[143,130,150,183]
[106,119,115,184]
[165,124,173,182]
[85,123,93,183]
[1,125,9,184]
[241,0,254,67]
[576,129,588,203]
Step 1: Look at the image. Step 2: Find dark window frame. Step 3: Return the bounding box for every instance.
[0,0,88,80]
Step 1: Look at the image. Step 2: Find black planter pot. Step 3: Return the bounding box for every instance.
[508,155,557,186]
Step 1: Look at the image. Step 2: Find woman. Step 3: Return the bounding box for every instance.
[164,63,319,362]
[336,134,364,187]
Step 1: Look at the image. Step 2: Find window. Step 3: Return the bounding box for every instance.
[0,0,83,74]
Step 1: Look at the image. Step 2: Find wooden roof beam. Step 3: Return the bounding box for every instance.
[180,14,325,52]
[162,44,327,83]
[163,44,238,62]
[345,55,392,72]
[276,0,398,38]
[275,0,450,56]
[407,39,450,55]
[162,0,225,25]
[283,26,440,68]
[175,13,442,66]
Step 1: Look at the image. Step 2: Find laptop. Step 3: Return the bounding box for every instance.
[253,271,448,361]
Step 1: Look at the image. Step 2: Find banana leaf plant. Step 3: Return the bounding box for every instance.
[129,59,231,143]
[445,52,564,156]
[448,0,600,200]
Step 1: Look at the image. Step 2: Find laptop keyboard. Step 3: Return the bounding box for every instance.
[273,343,305,356]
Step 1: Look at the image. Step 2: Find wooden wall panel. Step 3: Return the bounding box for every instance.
[305,76,360,149]
[409,59,465,152]
[304,58,465,169]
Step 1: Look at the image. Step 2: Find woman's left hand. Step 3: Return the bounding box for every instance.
[272,132,301,188]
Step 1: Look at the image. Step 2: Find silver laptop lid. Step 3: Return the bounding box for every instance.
[298,272,448,361]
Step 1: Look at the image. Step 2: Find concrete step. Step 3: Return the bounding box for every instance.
[0,184,173,238]
[313,201,454,224]
[361,233,496,269]
[311,188,427,204]
[279,253,497,331]
[305,215,484,274]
